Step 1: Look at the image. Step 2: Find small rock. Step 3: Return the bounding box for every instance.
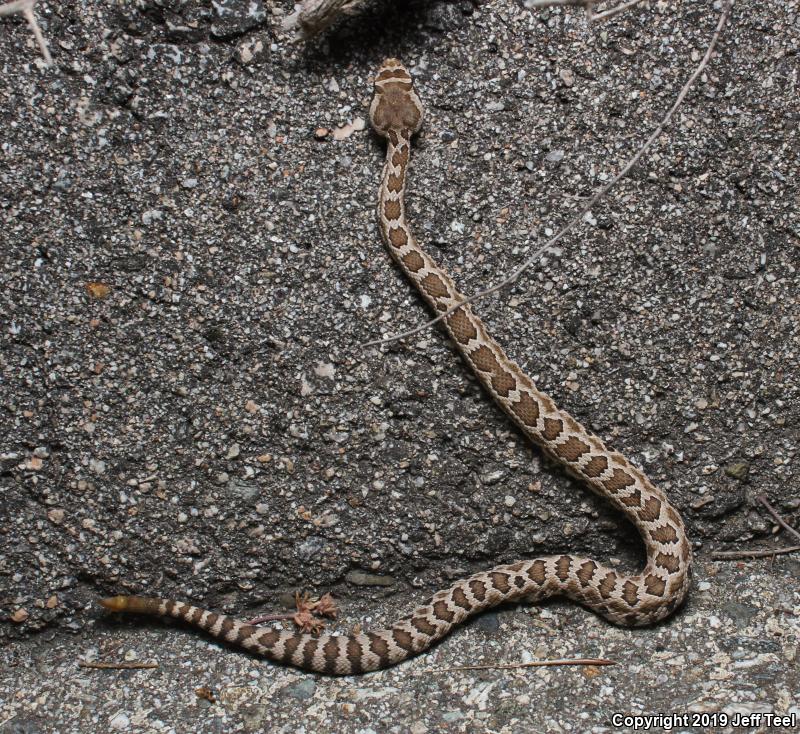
[10,608,29,623]
[314,362,335,378]
[481,469,505,485]
[47,508,65,524]
[424,0,464,32]
[141,209,162,225]
[722,601,758,625]
[85,282,111,300]
[286,678,316,700]
[89,458,106,475]
[297,537,325,561]
[211,0,266,39]
[724,462,749,480]
[559,68,575,86]
[332,117,365,141]
[109,712,130,731]
[230,479,259,501]
[443,711,464,722]
[345,570,395,587]
[236,38,267,65]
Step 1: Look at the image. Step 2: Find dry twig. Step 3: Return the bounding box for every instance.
[712,495,800,560]
[526,0,647,20]
[282,0,368,40]
[710,546,800,561]
[425,657,615,673]
[756,494,800,544]
[365,0,734,349]
[78,660,159,670]
[0,0,52,65]
[590,0,648,22]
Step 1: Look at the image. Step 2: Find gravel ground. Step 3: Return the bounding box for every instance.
[1,0,798,731]
[1,562,798,733]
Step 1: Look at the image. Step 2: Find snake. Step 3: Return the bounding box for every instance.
[99,58,692,675]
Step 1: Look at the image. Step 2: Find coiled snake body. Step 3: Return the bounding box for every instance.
[100,59,692,675]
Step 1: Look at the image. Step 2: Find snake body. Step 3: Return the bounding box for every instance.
[99,59,692,675]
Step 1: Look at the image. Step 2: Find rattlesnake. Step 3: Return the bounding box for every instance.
[99,58,692,675]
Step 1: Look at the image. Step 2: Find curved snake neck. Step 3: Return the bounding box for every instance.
[99,58,691,675]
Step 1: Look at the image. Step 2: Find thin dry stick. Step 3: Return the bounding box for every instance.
[364,0,733,349]
[78,660,159,670]
[590,0,647,22]
[757,494,800,544]
[525,0,592,7]
[710,546,800,560]
[0,0,52,65]
[525,0,646,21]
[426,657,615,673]
[246,612,296,625]
[282,0,367,40]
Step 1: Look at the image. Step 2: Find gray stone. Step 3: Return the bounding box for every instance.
[345,571,395,587]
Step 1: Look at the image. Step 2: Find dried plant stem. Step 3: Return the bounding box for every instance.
[0,0,52,65]
[78,660,159,670]
[525,0,591,6]
[365,0,733,349]
[756,494,800,544]
[282,0,367,40]
[711,546,800,560]
[527,0,647,18]
[246,612,295,625]
[590,0,647,22]
[426,657,615,673]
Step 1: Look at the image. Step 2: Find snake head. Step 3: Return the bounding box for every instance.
[369,58,424,139]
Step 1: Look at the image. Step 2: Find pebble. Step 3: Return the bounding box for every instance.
[724,462,750,480]
[89,459,106,475]
[47,509,64,524]
[345,570,395,587]
[286,679,316,700]
[559,68,575,86]
[211,0,266,38]
[109,713,130,731]
[10,609,28,623]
